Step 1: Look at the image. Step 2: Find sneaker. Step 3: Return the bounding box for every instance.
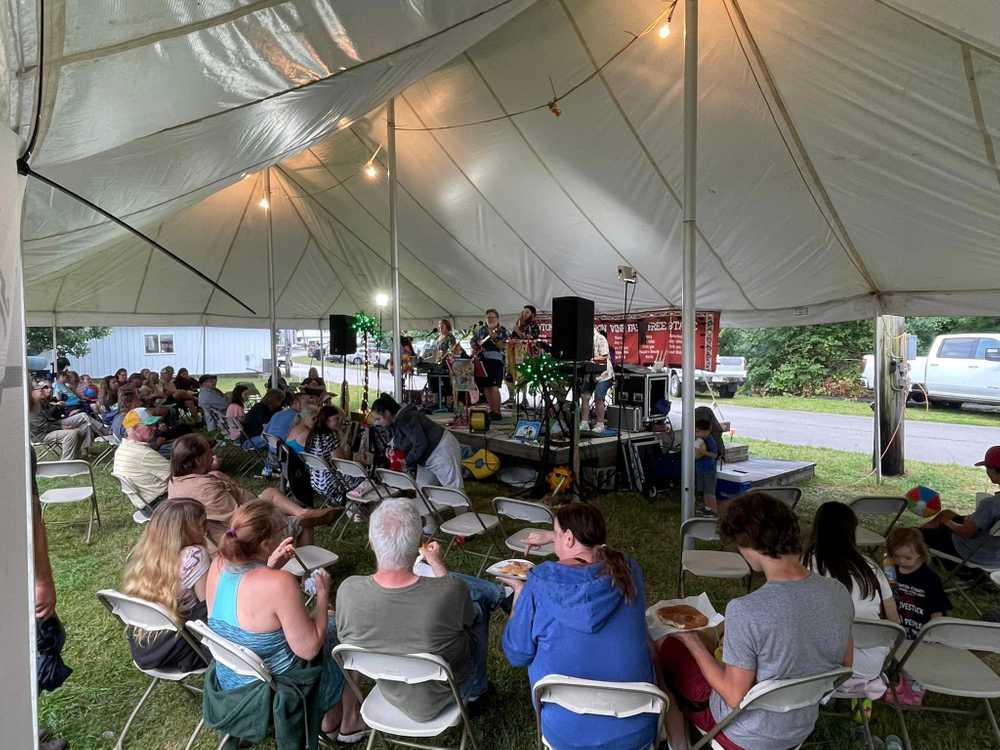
[594,422,606,433]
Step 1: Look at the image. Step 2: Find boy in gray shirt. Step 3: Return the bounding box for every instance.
[658,492,853,750]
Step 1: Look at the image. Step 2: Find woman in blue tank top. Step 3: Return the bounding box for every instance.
[206,500,367,742]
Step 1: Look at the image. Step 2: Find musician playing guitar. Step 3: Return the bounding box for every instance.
[430,319,462,409]
[473,308,509,420]
[510,304,541,343]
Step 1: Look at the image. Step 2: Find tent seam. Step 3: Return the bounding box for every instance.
[961,45,1000,193]
[202,174,262,316]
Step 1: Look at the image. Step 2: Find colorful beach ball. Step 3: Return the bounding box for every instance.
[905,485,941,518]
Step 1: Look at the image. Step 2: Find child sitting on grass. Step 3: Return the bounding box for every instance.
[886,527,951,640]
[694,416,719,513]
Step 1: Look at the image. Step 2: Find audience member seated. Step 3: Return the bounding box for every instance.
[29,381,104,459]
[886,528,950,640]
[51,371,82,408]
[161,366,197,412]
[198,375,230,431]
[804,502,899,698]
[139,372,165,405]
[301,367,328,399]
[113,408,171,507]
[167,433,337,546]
[114,368,129,388]
[97,376,117,416]
[305,406,365,505]
[242,389,284,448]
[920,445,1000,569]
[284,406,316,455]
[502,503,668,750]
[205,501,365,741]
[111,389,141,440]
[225,384,251,441]
[658,492,853,750]
[173,367,199,392]
[336,500,505,723]
[265,392,311,444]
[120,498,211,672]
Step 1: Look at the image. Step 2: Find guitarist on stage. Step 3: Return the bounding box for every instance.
[473,308,509,421]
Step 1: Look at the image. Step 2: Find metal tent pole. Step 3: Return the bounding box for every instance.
[873,304,883,483]
[202,321,207,375]
[680,0,699,540]
[388,98,403,402]
[319,319,325,380]
[265,168,278,390]
[51,321,57,374]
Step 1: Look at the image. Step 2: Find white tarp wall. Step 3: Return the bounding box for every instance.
[5,0,1000,329]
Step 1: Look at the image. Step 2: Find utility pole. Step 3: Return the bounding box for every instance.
[875,314,906,476]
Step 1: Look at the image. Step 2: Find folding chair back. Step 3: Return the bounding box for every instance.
[97,589,183,635]
[299,451,331,473]
[333,645,453,685]
[740,668,852,713]
[114,473,151,511]
[849,496,907,527]
[186,619,273,687]
[910,617,1000,653]
[494,497,554,525]
[532,675,668,749]
[422,486,471,512]
[332,457,371,481]
[747,487,802,509]
[681,518,720,543]
[376,468,418,493]
[852,617,906,656]
[35,458,92,480]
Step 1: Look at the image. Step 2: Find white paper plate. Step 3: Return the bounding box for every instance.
[486,558,535,580]
[646,593,724,639]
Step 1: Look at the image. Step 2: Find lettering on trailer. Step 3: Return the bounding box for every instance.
[536,309,721,370]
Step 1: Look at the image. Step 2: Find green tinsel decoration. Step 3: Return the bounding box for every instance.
[516,353,570,394]
[351,311,379,337]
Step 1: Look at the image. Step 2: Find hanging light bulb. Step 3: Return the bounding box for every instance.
[258,197,269,210]
[658,22,671,39]
[364,163,378,179]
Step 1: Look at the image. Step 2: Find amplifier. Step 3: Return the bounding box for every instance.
[615,373,670,422]
[606,405,644,432]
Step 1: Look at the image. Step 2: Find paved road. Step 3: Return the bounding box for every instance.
[672,401,994,467]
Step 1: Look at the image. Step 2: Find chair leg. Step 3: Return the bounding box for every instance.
[216,734,230,750]
[861,710,876,750]
[887,691,913,750]
[115,677,160,749]
[365,729,379,750]
[678,570,686,598]
[183,718,204,750]
[985,698,1000,747]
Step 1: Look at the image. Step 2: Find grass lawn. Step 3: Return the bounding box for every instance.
[703,393,1000,429]
[36,438,1000,749]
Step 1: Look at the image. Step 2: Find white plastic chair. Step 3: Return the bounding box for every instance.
[493,497,556,557]
[96,590,208,750]
[849,496,907,548]
[281,545,340,578]
[422,486,500,575]
[36,459,101,543]
[91,433,118,470]
[376,468,440,528]
[892,617,1000,750]
[333,457,385,503]
[928,521,1000,616]
[332,643,478,750]
[678,518,750,597]
[746,487,802,510]
[113,472,154,524]
[692,667,853,750]
[531,675,669,750]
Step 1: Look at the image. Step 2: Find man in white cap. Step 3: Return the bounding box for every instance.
[112,408,172,508]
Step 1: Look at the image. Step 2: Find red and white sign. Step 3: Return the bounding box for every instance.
[538,309,720,371]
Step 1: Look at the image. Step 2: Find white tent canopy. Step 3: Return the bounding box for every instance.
[5,0,1000,328]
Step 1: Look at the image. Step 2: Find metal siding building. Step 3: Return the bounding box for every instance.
[63,327,271,376]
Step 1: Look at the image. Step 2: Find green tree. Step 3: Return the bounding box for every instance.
[26,326,112,358]
[906,316,1000,353]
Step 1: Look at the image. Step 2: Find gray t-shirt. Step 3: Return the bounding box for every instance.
[953,494,1000,567]
[335,575,474,721]
[709,574,853,750]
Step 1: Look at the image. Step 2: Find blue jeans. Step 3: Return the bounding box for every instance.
[593,378,613,402]
[242,435,267,450]
[451,572,505,700]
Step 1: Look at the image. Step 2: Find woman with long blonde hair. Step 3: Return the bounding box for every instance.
[121,498,211,672]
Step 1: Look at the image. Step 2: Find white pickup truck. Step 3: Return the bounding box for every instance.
[862,333,1000,406]
[667,355,748,399]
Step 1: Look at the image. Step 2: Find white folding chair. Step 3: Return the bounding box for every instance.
[333,457,386,504]
[36,459,101,543]
[746,487,802,510]
[421,486,500,576]
[849,496,907,549]
[91,432,118,470]
[96,590,208,750]
[493,497,556,557]
[678,518,750,597]
[113,472,155,524]
[928,520,1000,616]
[262,432,286,485]
[892,617,1000,750]
[332,643,478,750]
[531,675,669,750]
[376,468,440,529]
[281,544,340,578]
[31,438,60,462]
[692,667,852,750]
[825,618,907,750]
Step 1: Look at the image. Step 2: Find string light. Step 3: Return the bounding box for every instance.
[658,22,670,38]
[374,292,389,307]
[258,197,269,210]
[364,163,378,179]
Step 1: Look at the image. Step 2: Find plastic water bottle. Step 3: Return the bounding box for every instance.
[882,553,897,586]
[885,735,904,750]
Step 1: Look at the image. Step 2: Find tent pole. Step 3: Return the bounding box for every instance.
[51,321,57,375]
[202,321,207,375]
[319,319,325,380]
[873,303,883,483]
[266,167,278,390]
[681,0,699,541]
[388,97,403,402]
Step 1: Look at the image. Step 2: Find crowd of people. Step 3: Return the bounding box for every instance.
[27,353,1000,749]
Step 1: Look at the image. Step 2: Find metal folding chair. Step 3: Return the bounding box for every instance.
[96,590,208,750]
[263,432,288,488]
[678,518,750,597]
[90,432,118,470]
[333,643,479,750]
[421,486,500,576]
[928,520,1000,616]
[692,667,852,750]
[113,472,155,524]
[744,487,802,510]
[376,468,441,531]
[31,438,60,462]
[36,459,101,543]
[849,496,907,549]
[493,497,556,557]
[532,675,669,750]
[891,617,1000,750]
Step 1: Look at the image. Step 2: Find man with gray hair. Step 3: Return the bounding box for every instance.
[335,500,505,722]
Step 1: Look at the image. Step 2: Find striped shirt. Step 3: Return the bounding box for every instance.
[112,438,170,505]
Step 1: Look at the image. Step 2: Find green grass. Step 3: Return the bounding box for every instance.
[36,440,1000,749]
[703,393,1000,429]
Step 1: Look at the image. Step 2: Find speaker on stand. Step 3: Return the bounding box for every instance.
[330,314,357,411]
[551,296,595,501]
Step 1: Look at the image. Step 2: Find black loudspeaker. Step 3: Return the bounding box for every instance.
[551,296,594,362]
[329,315,356,355]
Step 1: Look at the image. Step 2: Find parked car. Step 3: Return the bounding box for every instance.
[862,333,1000,407]
[667,355,747,399]
[348,348,390,368]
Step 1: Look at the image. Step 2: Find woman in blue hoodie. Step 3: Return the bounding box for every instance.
[501,503,658,750]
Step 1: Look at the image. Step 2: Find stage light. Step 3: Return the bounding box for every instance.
[364,163,378,179]
[258,197,269,210]
[658,22,670,38]
[374,292,389,307]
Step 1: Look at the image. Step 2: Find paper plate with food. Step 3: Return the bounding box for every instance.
[486,559,535,580]
[645,593,724,639]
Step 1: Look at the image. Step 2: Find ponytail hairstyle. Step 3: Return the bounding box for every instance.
[802,501,880,600]
[217,499,284,563]
[555,503,636,603]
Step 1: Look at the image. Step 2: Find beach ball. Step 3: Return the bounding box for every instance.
[905,485,941,518]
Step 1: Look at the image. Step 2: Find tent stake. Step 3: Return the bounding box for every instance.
[388,98,403,402]
[681,0,699,542]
